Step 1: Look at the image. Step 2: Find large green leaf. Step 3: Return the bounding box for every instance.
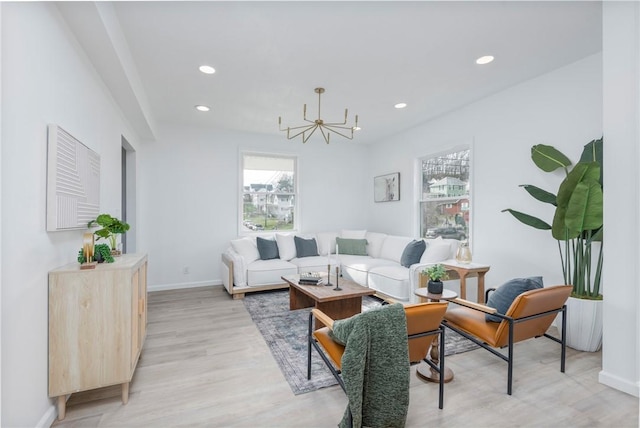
[531,144,572,172]
[556,162,600,208]
[551,205,578,240]
[565,180,603,234]
[580,138,603,185]
[520,184,557,206]
[501,209,552,230]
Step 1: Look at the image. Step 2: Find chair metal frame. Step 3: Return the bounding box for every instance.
[443,288,568,395]
[307,308,448,409]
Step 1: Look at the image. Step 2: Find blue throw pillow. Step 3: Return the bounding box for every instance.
[485,277,544,322]
[400,239,426,268]
[294,236,319,258]
[256,237,279,260]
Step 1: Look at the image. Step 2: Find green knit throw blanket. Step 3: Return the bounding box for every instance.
[332,303,410,428]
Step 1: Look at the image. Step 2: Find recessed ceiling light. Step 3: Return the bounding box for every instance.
[394,103,407,109]
[476,55,494,65]
[195,105,210,112]
[199,65,216,74]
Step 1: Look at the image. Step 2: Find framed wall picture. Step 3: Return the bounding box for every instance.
[46,124,101,231]
[374,172,400,202]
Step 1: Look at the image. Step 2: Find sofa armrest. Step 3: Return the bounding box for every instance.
[222,247,248,288]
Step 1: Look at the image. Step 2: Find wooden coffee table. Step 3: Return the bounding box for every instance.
[282,274,376,330]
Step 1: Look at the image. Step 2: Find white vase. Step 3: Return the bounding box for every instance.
[563,296,603,352]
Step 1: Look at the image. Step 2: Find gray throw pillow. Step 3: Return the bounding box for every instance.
[400,239,426,268]
[294,236,319,258]
[256,237,279,260]
[336,237,368,256]
[485,276,544,322]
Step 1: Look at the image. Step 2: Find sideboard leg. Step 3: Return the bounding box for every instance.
[57,395,66,420]
[122,382,130,404]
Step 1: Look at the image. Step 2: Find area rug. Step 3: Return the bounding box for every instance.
[244,289,478,395]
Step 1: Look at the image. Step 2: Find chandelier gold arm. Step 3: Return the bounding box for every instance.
[278,87,358,144]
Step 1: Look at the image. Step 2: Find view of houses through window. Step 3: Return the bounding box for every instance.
[419,148,471,240]
[242,153,297,232]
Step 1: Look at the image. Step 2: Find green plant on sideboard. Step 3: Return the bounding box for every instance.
[88,213,130,252]
[502,138,603,300]
[77,243,115,264]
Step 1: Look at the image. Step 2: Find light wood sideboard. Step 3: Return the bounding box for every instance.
[48,253,148,420]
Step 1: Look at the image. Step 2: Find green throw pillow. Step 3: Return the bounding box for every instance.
[336,237,368,256]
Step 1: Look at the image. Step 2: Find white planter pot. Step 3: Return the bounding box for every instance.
[562,296,603,352]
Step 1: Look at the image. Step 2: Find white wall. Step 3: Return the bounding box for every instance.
[1,3,142,426]
[368,54,602,291]
[137,124,368,290]
[369,50,640,397]
[601,1,640,397]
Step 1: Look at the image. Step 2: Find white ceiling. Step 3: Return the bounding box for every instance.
[58,1,602,144]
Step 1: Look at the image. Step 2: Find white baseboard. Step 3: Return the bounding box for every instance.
[148,279,222,292]
[599,370,640,397]
[36,403,57,428]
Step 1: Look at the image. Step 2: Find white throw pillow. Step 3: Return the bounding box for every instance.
[316,232,339,255]
[276,233,297,260]
[230,237,260,263]
[420,243,452,264]
[341,229,367,239]
[365,232,387,258]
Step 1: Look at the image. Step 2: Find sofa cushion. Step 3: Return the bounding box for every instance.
[400,239,426,267]
[379,236,413,263]
[420,241,452,264]
[340,256,396,287]
[290,255,336,271]
[231,237,260,263]
[341,229,367,239]
[246,259,297,287]
[485,277,544,322]
[317,231,339,255]
[365,232,387,258]
[336,237,368,256]
[294,236,319,257]
[256,237,279,260]
[368,265,411,301]
[276,234,297,260]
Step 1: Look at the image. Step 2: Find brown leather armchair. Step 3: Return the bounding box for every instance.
[443,284,573,395]
[308,301,449,410]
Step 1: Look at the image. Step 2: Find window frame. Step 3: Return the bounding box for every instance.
[239,151,299,235]
[416,144,472,243]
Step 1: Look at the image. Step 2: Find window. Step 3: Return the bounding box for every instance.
[419,148,470,241]
[241,153,297,233]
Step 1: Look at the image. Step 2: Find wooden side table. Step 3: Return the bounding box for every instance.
[414,288,458,383]
[442,261,491,303]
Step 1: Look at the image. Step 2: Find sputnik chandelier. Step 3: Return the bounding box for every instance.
[278,87,359,144]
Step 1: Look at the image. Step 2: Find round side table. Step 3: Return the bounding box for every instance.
[414,288,458,383]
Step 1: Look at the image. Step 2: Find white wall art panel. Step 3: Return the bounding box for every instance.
[46,124,100,231]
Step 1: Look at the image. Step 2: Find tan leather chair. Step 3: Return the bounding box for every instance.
[308,301,449,409]
[443,284,573,395]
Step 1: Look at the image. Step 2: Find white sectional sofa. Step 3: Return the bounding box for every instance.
[221,230,460,301]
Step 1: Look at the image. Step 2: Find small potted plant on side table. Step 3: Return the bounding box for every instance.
[422,264,449,295]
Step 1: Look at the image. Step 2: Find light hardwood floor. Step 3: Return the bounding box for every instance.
[52,285,638,427]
